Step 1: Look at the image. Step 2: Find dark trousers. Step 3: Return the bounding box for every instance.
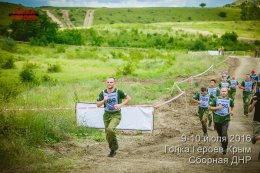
[214,121,230,150]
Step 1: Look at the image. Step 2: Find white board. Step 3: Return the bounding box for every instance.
[76,103,154,131]
[208,50,219,56]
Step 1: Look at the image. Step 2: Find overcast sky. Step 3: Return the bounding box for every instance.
[0,0,236,7]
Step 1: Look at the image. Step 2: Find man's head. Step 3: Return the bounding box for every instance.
[106,77,116,90]
[201,87,207,96]
[251,70,255,74]
[210,79,217,87]
[222,77,227,82]
[246,74,251,81]
[231,76,236,80]
[220,88,228,97]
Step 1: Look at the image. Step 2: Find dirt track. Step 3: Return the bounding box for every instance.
[84,10,94,27]
[50,56,260,173]
[61,10,74,28]
[42,9,64,28]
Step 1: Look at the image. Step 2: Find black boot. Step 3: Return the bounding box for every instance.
[108,149,116,157]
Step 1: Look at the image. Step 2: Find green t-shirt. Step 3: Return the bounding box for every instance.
[228,80,239,91]
[210,96,234,123]
[97,88,127,112]
[241,80,255,94]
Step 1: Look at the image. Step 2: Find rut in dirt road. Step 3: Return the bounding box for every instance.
[84,10,94,27]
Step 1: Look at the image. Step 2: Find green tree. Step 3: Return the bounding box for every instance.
[9,10,58,42]
[199,3,206,8]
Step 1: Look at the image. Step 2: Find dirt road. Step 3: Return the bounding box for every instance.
[42,9,64,28]
[50,56,260,173]
[61,10,74,28]
[84,10,94,27]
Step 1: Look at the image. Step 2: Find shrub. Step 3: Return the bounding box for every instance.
[190,39,206,50]
[0,79,22,102]
[1,37,16,52]
[41,74,58,86]
[218,12,227,18]
[47,64,62,73]
[19,64,38,83]
[56,46,66,53]
[221,32,238,42]
[116,61,135,76]
[1,57,15,69]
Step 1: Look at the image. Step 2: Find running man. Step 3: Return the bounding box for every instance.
[97,77,131,157]
[207,79,220,129]
[209,88,234,155]
[239,74,255,116]
[255,73,260,93]
[219,77,230,89]
[192,87,212,137]
[228,76,239,101]
[208,79,220,98]
[222,70,230,80]
[250,70,257,82]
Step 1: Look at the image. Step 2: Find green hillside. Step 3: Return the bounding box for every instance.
[0,2,242,28]
[41,7,241,26]
[93,7,241,25]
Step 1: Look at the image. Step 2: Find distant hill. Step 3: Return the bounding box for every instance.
[0,2,242,28]
[0,2,26,26]
[41,7,241,27]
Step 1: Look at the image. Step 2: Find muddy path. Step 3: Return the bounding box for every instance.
[50,56,260,173]
[83,10,94,27]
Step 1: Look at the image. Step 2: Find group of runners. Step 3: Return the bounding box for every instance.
[192,69,260,155]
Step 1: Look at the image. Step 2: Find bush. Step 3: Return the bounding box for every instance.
[0,79,22,102]
[41,74,58,86]
[190,39,206,50]
[218,12,227,18]
[56,46,66,53]
[116,61,136,76]
[221,32,238,42]
[1,57,15,69]
[1,37,16,52]
[19,65,38,83]
[47,64,62,73]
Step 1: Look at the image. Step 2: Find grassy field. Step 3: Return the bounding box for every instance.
[0,41,230,171]
[153,21,260,39]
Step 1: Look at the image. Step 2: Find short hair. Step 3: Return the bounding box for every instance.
[107,77,116,81]
[210,79,216,83]
[201,87,207,92]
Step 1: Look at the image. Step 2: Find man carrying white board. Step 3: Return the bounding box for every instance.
[97,77,131,157]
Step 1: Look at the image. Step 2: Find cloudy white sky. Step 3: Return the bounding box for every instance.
[0,0,236,7]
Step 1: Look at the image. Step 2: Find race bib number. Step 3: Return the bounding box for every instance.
[199,94,210,108]
[208,87,217,97]
[221,82,229,88]
[215,98,230,116]
[244,81,253,92]
[230,80,237,87]
[103,92,118,112]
